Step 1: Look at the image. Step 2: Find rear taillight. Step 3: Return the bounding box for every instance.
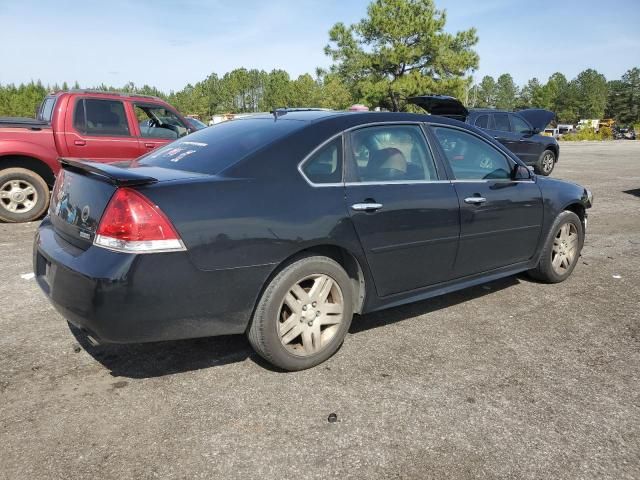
[49,170,65,215]
[94,188,185,253]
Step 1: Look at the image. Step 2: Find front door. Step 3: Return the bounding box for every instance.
[509,113,539,164]
[132,103,190,156]
[429,125,543,277]
[64,97,141,162]
[344,124,460,297]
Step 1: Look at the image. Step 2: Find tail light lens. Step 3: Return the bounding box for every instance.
[94,188,185,253]
[49,170,65,215]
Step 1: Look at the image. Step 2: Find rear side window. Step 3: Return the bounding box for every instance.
[348,125,438,182]
[474,114,489,129]
[493,113,511,132]
[301,137,343,184]
[39,97,56,123]
[138,118,305,175]
[73,99,130,136]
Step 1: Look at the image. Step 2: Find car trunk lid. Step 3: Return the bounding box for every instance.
[407,95,469,120]
[50,159,203,249]
[517,109,556,132]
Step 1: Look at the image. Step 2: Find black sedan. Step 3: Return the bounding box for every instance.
[409,95,559,175]
[34,110,593,371]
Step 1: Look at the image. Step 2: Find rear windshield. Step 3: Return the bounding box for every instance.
[137,118,306,175]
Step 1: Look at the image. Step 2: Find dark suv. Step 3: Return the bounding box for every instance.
[409,96,559,176]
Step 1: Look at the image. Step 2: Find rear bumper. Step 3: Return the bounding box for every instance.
[33,217,273,343]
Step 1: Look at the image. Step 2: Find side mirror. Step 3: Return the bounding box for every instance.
[512,164,531,180]
[531,127,541,135]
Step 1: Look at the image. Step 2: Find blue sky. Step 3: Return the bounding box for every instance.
[1,0,638,92]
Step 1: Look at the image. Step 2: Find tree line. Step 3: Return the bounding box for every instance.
[469,68,640,124]
[0,0,638,127]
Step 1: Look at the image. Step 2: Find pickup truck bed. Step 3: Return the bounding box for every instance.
[0,117,50,129]
[0,90,193,223]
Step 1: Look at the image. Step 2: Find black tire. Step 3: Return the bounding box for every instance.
[0,168,49,223]
[535,149,556,176]
[248,255,354,371]
[528,211,584,283]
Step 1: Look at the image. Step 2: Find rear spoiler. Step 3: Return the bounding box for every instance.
[59,158,158,187]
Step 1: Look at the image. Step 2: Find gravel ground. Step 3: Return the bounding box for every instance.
[1,141,639,480]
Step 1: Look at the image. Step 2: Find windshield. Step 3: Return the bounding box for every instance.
[137,117,306,175]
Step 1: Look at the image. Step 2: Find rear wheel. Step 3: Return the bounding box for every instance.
[248,255,353,371]
[535,149,556,176]
[0,168,49,223]
[528,211,583,283]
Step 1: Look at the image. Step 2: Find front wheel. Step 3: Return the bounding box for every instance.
[528,211,584,283]
[535,149,556,176]
[248,255,354,371]
[0,168,50,223]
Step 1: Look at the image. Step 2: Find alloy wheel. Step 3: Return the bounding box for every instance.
[551,223,578,274]
[278,274,344,356]
[542,152,554,174]
[0,179,38,214]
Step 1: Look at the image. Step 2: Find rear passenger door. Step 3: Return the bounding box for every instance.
[344,124,460,297]
[429,125,543,277]
[488,113,520,155]
[64,97,141,161]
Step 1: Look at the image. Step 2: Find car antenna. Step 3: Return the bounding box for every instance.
[271,107,289,120]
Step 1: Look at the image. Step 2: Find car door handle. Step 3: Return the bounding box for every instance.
[351,202,383,212]
[464,197,487,205]
[144,143,156,149]
[74,140,86,146]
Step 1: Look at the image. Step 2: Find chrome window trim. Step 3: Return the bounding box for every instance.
[450,179,535,184]
[297,132,345,188]
[345,180,452,186]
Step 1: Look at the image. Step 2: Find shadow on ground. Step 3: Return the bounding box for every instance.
[73,276,522,379]
[622,188,640,198]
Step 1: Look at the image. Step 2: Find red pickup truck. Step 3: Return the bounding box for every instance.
[0,90,195,223]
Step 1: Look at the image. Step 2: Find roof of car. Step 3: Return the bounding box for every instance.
[51,89,165,102]
[239,109,468,128]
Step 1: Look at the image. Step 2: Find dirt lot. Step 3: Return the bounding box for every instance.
[1,141,639,480]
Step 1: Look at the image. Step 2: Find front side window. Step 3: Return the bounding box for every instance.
[302,137,342,184]
[135,104,189,139]
[493,113,511,132]
[432,127,513,180]
[348,125,437,182]
[510,114,532,134]
[73,99,130,136]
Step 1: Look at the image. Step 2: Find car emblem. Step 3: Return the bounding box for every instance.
[81,205,90,223]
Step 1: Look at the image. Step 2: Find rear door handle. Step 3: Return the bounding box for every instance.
[351,202,383,212]
[464,197,487,205]
[144,143,156,149]
[74,140,86,146]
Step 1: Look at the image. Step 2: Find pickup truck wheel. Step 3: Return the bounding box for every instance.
[535,149,556,176]
[0,168,49,223]
[248,255,354,371]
